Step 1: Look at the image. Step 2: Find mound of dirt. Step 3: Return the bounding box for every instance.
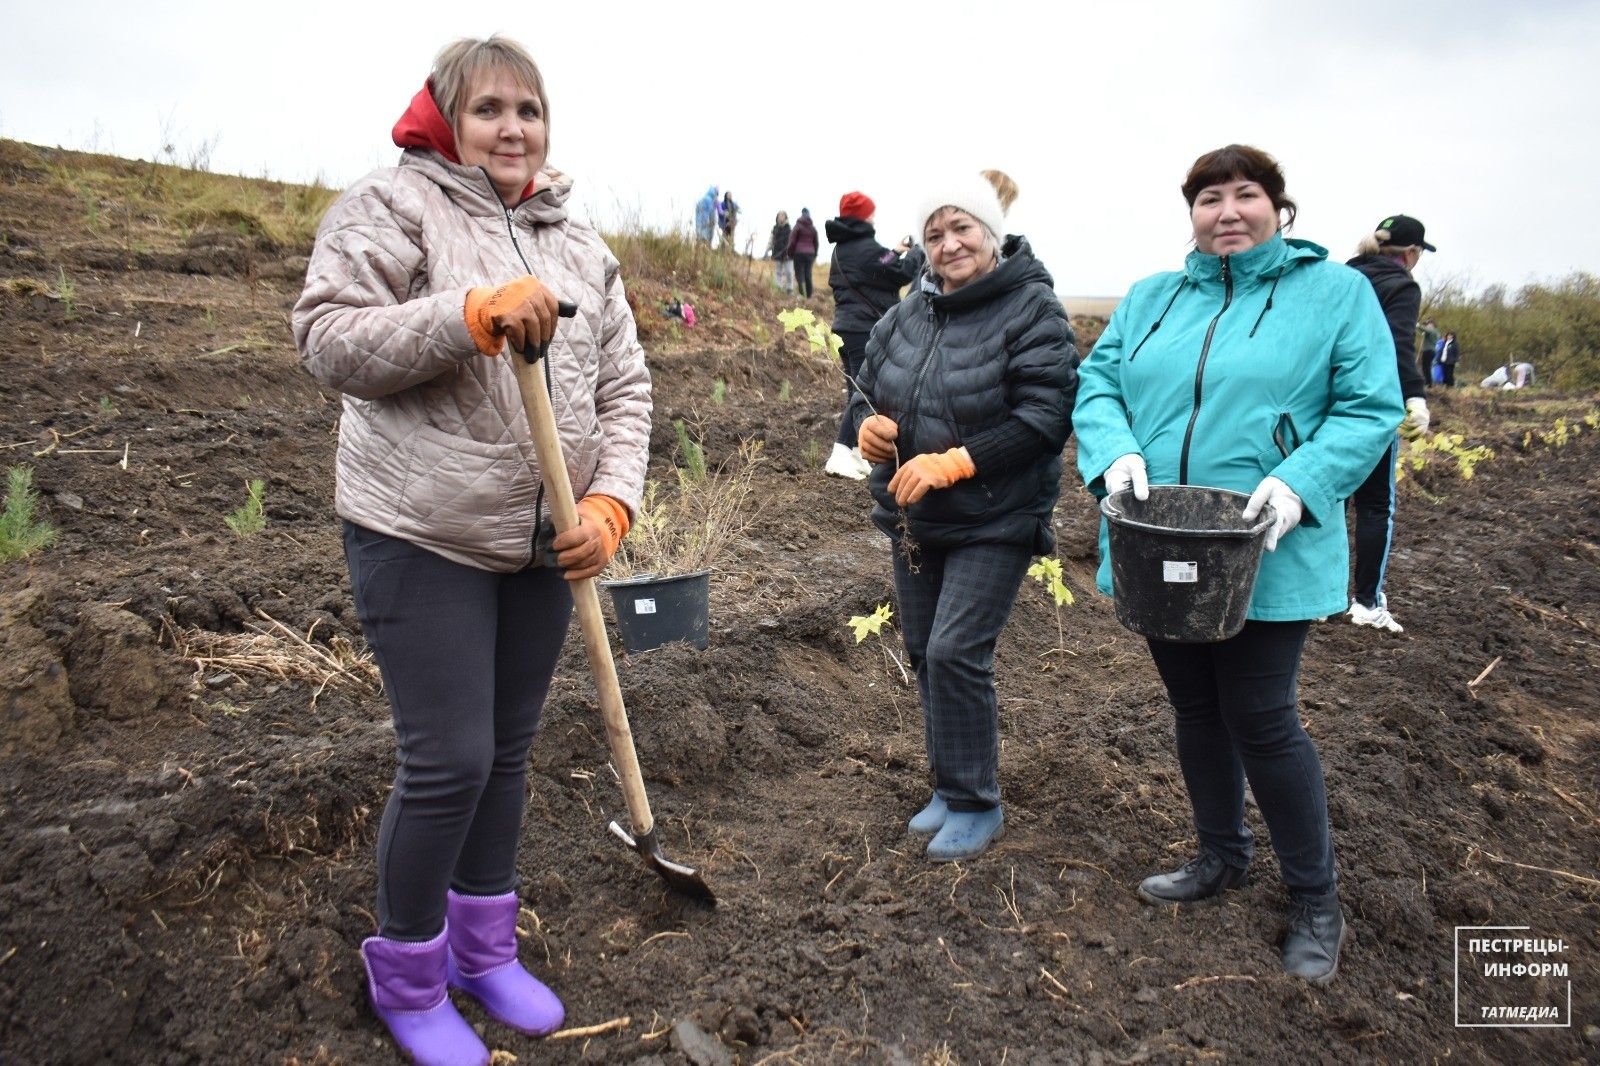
[2,142,1597,1064]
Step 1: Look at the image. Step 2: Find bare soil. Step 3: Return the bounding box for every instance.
[2,141,1597,1064]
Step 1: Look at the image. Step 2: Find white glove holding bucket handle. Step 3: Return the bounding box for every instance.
[1241,476,1303,552]
[1103,452,1149,501]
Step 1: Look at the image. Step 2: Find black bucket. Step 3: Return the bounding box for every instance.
[1101,485,1274,643]
[602,571,711,653]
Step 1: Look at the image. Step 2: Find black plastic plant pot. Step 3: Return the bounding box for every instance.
[1100,485,1274,644]
[601,570,711,653]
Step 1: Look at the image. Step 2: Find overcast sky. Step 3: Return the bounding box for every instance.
[3,0,1597,297]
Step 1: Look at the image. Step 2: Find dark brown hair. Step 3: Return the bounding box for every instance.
[1181,144,1297,229]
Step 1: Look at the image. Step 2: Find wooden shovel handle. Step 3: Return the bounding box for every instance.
[510,347,655,840]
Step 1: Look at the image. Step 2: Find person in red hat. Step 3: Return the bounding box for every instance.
[824,191,922,478]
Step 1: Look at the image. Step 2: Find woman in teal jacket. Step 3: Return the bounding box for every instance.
[1074,145,1401,985]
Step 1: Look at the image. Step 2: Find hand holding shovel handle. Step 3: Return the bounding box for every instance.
[509,301,714,905]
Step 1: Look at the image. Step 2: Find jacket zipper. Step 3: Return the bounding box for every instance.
[900,302,946,456]
[482,168,555,558]
[1178,257,1233,485]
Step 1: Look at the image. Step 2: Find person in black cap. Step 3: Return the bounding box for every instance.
[1344,214,1435,633]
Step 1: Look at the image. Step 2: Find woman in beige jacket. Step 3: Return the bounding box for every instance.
[293,35,651,1066]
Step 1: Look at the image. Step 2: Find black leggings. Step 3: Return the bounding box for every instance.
[833,331,869,446]
[1146,620,1336,894]
[793,254,815,297]
[1350,442,1398,609]
[344,521,572,940]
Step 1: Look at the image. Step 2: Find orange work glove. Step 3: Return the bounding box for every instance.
[464,276,559,357]
[888,448,976,506]
[858,414,900,464]
[551,495,631,581]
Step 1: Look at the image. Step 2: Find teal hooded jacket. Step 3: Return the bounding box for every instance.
[1074,234,1403,622]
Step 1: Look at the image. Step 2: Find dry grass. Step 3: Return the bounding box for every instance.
[167,609,379,703]
[2,138,335,253]
[608,437,765,579]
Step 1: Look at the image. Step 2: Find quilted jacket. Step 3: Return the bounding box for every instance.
[293,151,653,572]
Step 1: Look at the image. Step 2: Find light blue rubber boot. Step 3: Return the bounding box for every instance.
[907,793,949,837]
[926,807,1004,862]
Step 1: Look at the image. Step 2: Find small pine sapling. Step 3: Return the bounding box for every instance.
[225,478,268,537]
[0,465,58,562]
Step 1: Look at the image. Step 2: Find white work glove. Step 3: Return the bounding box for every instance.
[1103,452,1149,501]
[1399,396,1430,440]
[1241,475,1303,552]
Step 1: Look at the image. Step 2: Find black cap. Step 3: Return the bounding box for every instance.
[1377,214,1436,252]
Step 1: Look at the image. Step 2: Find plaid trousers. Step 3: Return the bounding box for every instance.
[893,540,1032,810]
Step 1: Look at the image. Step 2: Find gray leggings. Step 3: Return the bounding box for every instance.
[343,521,572,940]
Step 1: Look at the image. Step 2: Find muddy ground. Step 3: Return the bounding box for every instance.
[2,143,1598,1064]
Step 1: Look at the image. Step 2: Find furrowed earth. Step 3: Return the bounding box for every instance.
[2,142,1597,1064]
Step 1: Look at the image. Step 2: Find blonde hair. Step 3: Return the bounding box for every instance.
[1356,228,1419,258]
[430,36,549,137]
[981,169,1019,213]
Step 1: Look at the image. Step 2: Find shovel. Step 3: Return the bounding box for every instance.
[509,301,715,906]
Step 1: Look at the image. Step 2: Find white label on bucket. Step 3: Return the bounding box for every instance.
[1163,561,1198,583]
[634,598,657,615]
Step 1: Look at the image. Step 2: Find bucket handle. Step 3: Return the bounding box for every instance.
[1101,495,1275,540]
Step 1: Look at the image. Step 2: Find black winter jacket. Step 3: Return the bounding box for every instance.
[1346,254,1426,401]
[825,217,919,334]
[769,222,791,260]
[848,237,1078,552]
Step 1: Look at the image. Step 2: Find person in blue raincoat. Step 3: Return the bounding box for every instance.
[694,185,719,244]
[1073,145,1402,986]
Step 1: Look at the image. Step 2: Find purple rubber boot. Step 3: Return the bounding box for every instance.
[446,889,565,1036]
[361,927,489,1066]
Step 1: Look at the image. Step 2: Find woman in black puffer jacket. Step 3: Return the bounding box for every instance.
[847,170,1078,861]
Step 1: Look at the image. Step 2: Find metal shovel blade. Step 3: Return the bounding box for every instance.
[608,821,717,906]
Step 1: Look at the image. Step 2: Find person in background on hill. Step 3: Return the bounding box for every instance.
[719,191,740,251]
[1418,317,1440,390]
[1073,145,1400,985]
[849,170,1078,862]
[1481,361,1535,388]
[293,35,652,1066]
[824,190,921,479]
[769,210,794,293]
[786,207,820,298]
[1437,330,1460,386]
[694,185,719,244]
[1344,214,1434,634]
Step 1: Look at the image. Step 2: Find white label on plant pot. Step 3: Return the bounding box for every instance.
[634,598,657,615]
[1163,561,1198,583]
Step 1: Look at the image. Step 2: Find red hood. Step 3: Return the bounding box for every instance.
[391,80,537,203]
[392,81,460,163]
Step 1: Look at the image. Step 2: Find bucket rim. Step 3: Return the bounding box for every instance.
[600,569,712,590]
[1101,485,1273,540]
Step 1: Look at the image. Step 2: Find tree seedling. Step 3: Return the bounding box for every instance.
[0,465,58,562]
[846,602,910,689]
[225,478,267,537]
[1027,556,1075,661]
[673,419,707,482]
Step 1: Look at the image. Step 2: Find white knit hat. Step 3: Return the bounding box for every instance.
[914,171,1007,244]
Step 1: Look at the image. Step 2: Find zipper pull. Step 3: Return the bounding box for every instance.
[1220,256,1232,286]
